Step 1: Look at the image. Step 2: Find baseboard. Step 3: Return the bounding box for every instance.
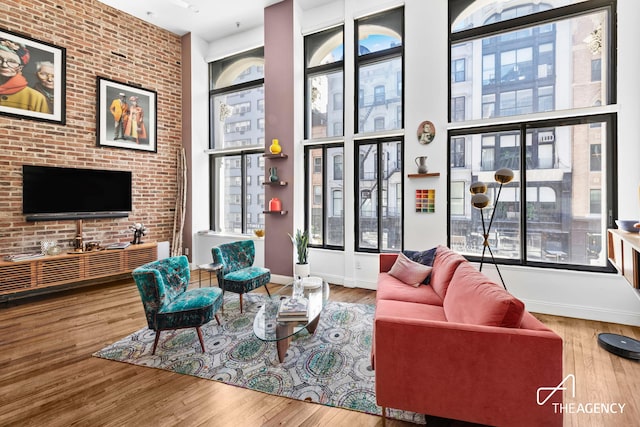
[523,298,640,326]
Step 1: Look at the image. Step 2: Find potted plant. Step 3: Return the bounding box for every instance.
[289,229,310,278]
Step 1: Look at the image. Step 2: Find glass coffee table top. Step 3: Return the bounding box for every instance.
[253,279,330,362]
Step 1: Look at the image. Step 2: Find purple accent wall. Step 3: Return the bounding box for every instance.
[264,0,294,276]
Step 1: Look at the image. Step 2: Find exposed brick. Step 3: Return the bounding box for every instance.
[1,0,182,254]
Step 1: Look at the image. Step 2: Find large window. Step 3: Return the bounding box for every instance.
[356,138,403,252]
[304,26,345,248]
[449,1,615,271]
[304,8,404,253]
[305,26,344,139]
[305,145,344,247]
[356,7,403,133]
[209,48,265,233]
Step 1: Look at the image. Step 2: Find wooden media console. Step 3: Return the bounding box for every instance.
[0,242,157,302]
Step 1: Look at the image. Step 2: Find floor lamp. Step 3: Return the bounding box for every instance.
[470,168,514,290]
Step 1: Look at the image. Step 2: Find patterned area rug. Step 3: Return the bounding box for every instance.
[93,294,425,424]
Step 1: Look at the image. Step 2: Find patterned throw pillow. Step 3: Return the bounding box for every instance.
[403,247,437,285]
[388,253,433,287]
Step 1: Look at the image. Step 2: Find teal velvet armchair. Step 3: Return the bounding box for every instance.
[132,255,223,355]
[212,240,271,313]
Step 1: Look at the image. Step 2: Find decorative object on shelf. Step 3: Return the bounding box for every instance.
[289,229,310,279]
[417,120,435,144]
[415,189,436,213]
[40,239,57,255]
[269,166,279,182]
[47,245,62,256]
[268,197,282,212]
[269,138,282,154]
[97,77,157,152]
[470,167,514,290]
[85,241,101,252]
[130,223,148,245]
[414,156,428,174]
[0,28,66,125]
[254,229,265,238]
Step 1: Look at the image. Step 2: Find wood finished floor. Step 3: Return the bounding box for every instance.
[0,278,638,427]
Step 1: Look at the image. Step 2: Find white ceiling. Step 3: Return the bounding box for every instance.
[97,0,327,42]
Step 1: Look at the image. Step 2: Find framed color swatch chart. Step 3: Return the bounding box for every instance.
[415,189,435,213]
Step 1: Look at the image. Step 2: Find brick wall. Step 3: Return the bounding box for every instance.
[0,0,182,254]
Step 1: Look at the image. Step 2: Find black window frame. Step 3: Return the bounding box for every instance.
[448,0,618,273]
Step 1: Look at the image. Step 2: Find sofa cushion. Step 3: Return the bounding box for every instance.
[443,262,525,328]
[429,246,467,300]
[377,272,444,305]
[375,299,448,322]
[403,247,437,284]
[388,253,433,287]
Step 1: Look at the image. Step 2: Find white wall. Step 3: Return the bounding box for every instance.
[188,0,640,326]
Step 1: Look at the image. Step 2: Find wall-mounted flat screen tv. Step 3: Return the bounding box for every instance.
[23,165,132,221]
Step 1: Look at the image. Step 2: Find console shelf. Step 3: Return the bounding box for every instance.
[262,181,288,186]
[263,210,288,215]
[0,242,157,301]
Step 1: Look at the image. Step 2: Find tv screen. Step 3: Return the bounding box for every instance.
[23,165,132,221]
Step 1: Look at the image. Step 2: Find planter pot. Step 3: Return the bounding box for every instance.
[294,263,310,279]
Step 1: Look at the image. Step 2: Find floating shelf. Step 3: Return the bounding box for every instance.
[407,172,440,178]
[263,210,288,215]
[263,153,288,159]
[262,181,288,186]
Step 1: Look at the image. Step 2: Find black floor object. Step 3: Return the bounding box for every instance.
[597,333,640,361]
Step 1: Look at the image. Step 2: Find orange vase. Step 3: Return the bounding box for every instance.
[268,197,282,211]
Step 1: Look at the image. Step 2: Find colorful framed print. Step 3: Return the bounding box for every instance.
[97,77,157,153]
[416,189,436,213]
[0,28,66,124]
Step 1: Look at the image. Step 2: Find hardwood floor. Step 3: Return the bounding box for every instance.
[0,279,638,426]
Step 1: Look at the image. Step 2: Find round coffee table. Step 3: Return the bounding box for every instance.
[253,279,330,362]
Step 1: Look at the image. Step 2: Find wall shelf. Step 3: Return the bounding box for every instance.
[263,210,288,215]
[407,172,440,178]
[263,181,288,186]
[263,153,288,159]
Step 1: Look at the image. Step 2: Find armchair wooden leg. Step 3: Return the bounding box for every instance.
[214,314,221,325]
[196,326,206,352]
[152,330,161,355]
[381,407,386,426]
[264,283,271,297]
[239,293,244,313]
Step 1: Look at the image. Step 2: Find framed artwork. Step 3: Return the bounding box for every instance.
[416,189,436,213]
[417,120,435,144]
[0,28,66,124]
[96,77,157,153]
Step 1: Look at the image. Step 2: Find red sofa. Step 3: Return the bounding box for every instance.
[373,246,563,427]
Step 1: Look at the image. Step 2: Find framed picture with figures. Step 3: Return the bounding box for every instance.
[0,28,66,124]
[96,77,157,153]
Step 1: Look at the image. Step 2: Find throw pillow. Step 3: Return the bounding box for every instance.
[388,253,433,287]
[403,247,437,285]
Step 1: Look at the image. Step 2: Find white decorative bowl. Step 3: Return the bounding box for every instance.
[615,220,640,233]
